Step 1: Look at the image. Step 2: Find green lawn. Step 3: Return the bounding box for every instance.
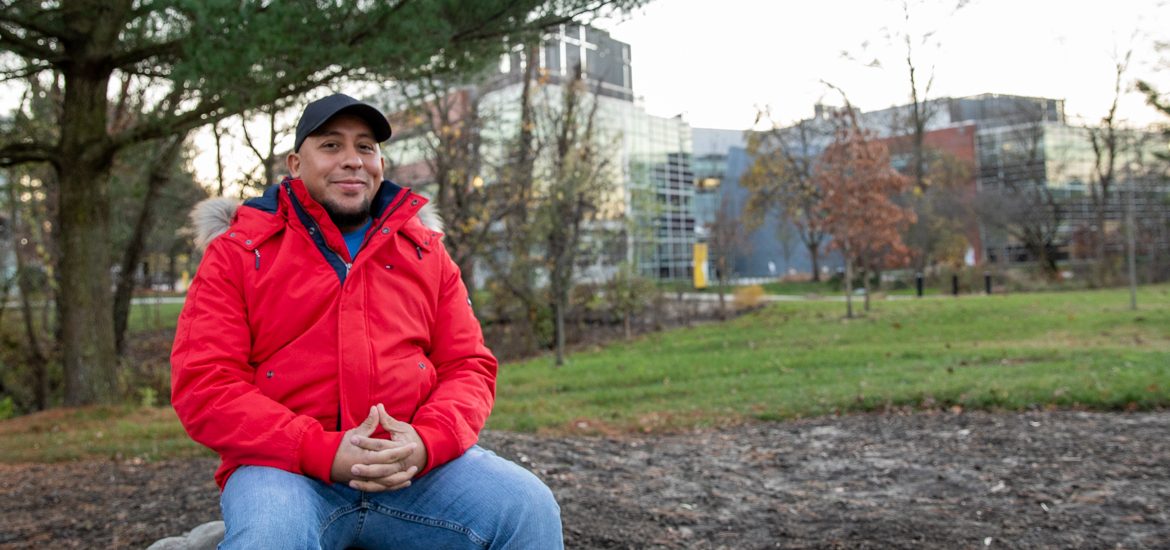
[488,285,1170,434]
[1,285,1167,462]
[126,299,185,332]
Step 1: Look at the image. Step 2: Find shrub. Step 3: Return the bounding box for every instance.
[734,285,765,309]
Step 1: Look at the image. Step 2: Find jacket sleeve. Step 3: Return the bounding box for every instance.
[411,243,498,475]
[171,238,343,484]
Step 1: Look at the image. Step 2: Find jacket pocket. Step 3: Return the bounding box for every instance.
[373,349,438,420]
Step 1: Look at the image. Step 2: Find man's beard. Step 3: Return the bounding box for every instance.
[322,197,372,230]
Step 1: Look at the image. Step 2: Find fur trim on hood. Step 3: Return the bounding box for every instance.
[189,194,444,252]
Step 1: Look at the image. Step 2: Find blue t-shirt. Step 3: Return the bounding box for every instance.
[342,219,373,260]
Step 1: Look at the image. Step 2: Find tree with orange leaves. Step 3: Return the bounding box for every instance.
[816,116,916,318]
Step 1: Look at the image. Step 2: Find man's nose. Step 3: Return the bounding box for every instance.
[340,148,363,169]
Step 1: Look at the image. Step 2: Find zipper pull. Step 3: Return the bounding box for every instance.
[254,249,261,270]
[416,246,422,260]
[345,262,352,276]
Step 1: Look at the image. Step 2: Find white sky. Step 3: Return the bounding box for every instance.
[596,0,1170,130]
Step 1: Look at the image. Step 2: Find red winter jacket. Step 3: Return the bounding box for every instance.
[171,178,496,490]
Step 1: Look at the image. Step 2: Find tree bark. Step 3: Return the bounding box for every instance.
[57,62,120,406]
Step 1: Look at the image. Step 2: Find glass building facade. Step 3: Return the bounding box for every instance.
[388,25,695,282]
[977,121,1170,262]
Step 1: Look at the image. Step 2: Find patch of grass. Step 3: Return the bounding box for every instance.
[759,279,836,295]
[489,285,1170,434]
[0,405,208,463]
[3,285,1167,462]
[126,300,185,332]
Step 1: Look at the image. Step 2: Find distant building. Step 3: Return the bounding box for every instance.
[700,93,1168,277]
[380,25,694,284]
[692,128,842,279]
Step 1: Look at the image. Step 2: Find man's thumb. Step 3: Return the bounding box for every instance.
[377,404,407,433]
[354,405,379,435]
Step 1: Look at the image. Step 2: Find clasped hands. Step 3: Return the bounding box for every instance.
[331,403,427,492]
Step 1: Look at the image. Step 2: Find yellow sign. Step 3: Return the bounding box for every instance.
[693,243,708,289]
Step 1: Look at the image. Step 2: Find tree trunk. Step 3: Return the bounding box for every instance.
[808,244,821,282]
[844,257,854,319]
[57,66,119,406]
[863,267,871,313]
[7,177,48,410]
[114,133,186,355]
[716,259,727,320]
[553,293,566,367]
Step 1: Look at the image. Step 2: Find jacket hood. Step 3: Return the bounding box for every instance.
[189,186,444,252]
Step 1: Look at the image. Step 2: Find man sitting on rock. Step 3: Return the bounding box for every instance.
[171,93,562,549]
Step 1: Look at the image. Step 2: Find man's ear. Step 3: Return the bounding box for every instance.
[287,152,301,178]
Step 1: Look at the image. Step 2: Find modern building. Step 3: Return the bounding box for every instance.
[691,127,842,280]
[382,25,695,284]
[701,93,1168,277]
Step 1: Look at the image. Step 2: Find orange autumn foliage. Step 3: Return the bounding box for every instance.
[815,122,916,272]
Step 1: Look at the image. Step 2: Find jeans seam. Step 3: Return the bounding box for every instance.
[366,503,490,548]
[321,503,362,546]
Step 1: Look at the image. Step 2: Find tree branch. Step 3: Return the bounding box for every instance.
[0,141,56,168]
[0,62,51,83]
[111,67,347,149]
[0,3,68,43]
[110,38,181,71]
[0,23,62,63]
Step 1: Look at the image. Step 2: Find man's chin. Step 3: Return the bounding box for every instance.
[322,201,372,230]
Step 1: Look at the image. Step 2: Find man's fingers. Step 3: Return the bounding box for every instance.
[347,466,418,493]
[348,435,399,452]
[348,478,413,493]
[350,463,418,480]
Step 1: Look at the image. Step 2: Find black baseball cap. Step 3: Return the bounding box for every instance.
[294,93,392,152]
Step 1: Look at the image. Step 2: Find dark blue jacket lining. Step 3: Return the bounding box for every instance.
[243,178,406,283]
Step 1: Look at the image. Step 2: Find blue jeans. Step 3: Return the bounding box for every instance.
[218,446,563,549]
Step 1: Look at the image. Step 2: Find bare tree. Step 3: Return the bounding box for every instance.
[393,74,509,294]
[742,114,831,280]
[241,104,293,192]
[112,132,189,356]
[707,193,749,318]
[1085,50,1133,284]
[486,41,545,357]
[975,121,1064,278]
[537,64,611,366]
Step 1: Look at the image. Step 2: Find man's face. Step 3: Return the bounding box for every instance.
[287,114,385,232]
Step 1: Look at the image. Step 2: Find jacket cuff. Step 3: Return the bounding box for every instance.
[299,425,344,483]
[412,420,461,476]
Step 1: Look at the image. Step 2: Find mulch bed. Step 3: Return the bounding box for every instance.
[1,410,1167,549]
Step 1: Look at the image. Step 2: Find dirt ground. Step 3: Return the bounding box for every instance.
[1,410,1167,549]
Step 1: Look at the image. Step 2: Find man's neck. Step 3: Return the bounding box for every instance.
[338,218,371,235]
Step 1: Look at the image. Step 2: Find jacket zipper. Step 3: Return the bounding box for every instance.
[254,249,261,270]
[315,191,414,275]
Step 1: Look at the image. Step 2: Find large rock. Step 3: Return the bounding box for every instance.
[146,521,224,550]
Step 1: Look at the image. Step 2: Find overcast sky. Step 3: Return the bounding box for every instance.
[596,0,1169,130]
